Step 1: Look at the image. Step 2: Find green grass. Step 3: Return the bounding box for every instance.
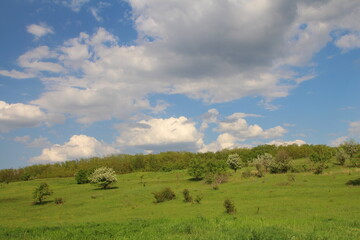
[0,166,359,239]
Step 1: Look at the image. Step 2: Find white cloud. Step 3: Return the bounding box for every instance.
[0,101,63,132]
[0,70,36,79]
[349,121,360,136]
[27,23,54,39]
[14,135,52,148]
[89,7,102,22]
[62,0,90,12]
[30,135,118,162]
[117,116,203,152]
[329,136,349,147]
[335,32,360,51]
[2,1,360,124]
[266,139,306,146]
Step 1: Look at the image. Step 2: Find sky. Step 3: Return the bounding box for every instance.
[0,0,359,169]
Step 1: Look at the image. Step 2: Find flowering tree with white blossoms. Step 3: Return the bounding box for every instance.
[89,167,117,189]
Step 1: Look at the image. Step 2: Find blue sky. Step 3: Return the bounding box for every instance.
[0,0,359,169]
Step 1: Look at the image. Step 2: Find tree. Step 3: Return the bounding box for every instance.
[335,147,349,166]
[75,169,94,184]
[88,167,118,189]
[341,139,359,158]
[33,183,53,204]
[188,159,206,180]
[227,154,242,172]
[269,150,292,173]
[253,153,273,172]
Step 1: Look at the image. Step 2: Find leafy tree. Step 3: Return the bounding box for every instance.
[253,153,273,172]
[89,167,118,189]
[75,169,94,184]
[340,139,359,158]
[188,159,206,180]
[227,154,242,172]
[33,183,53,204]
[269,150,291,173]
[309,145,333,163]
[335,148,349,166]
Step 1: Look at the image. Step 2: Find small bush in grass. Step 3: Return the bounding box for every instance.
[194,195,203,204]
[313,163,325,174]
[346,178,360,186]
[152,187,176,203]
[182,189,192,203]
[224,199,236,214]
[54,197,64,205]
[33,183,53,205]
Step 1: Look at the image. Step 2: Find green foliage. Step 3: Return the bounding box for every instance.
[269,150,291,173]
[346,178,360,186]
[152,187,176,203]
[310,145,333,163]
[223,199,236,214]
[335,148,349,166]
[313,163,326,174]
[188,159,206,180]
[88,167,117,189]
[32,183,53,204]
[227,153,242,172]
[75,169,94,184]
[340,139,359,158]
[182,189,193,203]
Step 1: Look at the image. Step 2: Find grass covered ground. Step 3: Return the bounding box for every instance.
[0,163,359,239]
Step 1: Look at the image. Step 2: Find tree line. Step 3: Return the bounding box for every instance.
[1,141,359,184]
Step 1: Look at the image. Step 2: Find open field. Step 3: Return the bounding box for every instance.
[0,162,359,239]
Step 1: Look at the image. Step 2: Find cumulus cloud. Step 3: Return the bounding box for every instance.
[2,0,360,124]
[27,23,54,39]
[335,32,360,51]
[266,139,306,146]
[117,116,203,152]
[30,135,119,162]
[0,101,63,132]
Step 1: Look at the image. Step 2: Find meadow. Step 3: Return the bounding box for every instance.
[0,160,359,239]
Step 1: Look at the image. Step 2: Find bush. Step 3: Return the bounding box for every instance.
[346,178,360,186]
[152,187,176,203]
[224,199,236,214]
[33,183,53,204]
[182,189,192,203]
[194,195,203,204]
[88,167,117,189]
[253,153,273,173]
[269,150,291,173]
[313,163,325,174]
[241,169,252,178]
[188,159,206,180]
[75,169,94,184]
[335,148,349,166]
[54,197,64,205]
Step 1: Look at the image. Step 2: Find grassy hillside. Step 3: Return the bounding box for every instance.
[0,162,359,239]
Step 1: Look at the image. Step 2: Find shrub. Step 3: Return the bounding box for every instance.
[346,178,360,186]
[75,169,94,184]
[340,139,359,158]
[241,169,252,178]
[227,154,242,172]
[335,148,349,166]
[194,195,203,204]
[182,189,193,203]
[152,187,176,203]
[253,153,273,173]
[269,150,291,173]
[33,183,53,204]
[188,159,206,180]
[54,197,64,205]
[313,163,325,174]
[88,167,117,189]
[310,145,333,164]
[224,199,236,214]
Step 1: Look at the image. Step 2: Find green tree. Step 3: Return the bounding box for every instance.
[340,139,359,158]
[33,183,53,204]
[226,154,242,172]
[89,167,118,189]
[269,150,291,173]
[188,159,206,180]
[335,147,349,166]
[75,169,94,184]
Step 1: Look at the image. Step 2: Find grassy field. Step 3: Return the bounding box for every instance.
[0,163,359,239]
